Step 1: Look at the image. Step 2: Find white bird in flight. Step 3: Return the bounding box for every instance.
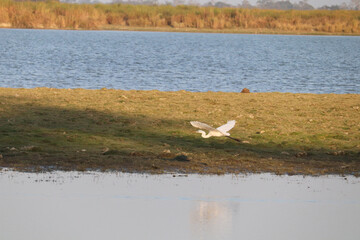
[190,120,241,142]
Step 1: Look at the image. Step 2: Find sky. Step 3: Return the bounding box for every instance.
[102,0,354,8]
[241,0,350,8]
[171,0,352,8]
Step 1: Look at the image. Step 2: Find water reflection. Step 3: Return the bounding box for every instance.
[0,170,359,240]
[191,201,233,240]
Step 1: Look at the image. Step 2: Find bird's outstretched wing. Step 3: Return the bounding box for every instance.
[190,121,216,131]
[216,120,236,133]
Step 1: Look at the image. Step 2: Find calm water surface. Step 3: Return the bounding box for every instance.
[1,170,359,240]
[0,29,359,93]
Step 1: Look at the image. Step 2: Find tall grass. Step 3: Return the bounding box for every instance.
[0,0,359,34]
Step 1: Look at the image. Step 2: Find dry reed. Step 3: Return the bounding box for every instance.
[0,0,359,34]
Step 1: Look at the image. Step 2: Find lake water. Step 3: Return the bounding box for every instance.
[1,170,359,240]
[0,29,359,93]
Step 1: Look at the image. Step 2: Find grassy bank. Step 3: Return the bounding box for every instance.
[0,0,360,35]
[0,88,359,175]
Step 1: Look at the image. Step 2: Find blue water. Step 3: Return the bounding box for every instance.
[0,28,359,93]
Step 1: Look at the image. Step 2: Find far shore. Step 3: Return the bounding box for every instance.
[1,1,360,36]
[0,88,359,175]
[1,25,360,36]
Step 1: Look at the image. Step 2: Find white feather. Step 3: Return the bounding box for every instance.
[216,120,236,134]
[190,120,236,138]
[190,121,216,131]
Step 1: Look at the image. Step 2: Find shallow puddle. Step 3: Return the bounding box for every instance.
[0,170,359,240]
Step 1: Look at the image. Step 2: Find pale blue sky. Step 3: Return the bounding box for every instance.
[176,0,352,8]
[101,0,353,8]
[243,0,349,8]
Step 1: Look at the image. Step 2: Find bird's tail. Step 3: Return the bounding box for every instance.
[226,136,242,142]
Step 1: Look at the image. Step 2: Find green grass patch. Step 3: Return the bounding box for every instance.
[0,88,359,175]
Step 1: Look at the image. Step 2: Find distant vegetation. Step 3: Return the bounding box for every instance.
[62,0,360,11]
[0,0,360,34]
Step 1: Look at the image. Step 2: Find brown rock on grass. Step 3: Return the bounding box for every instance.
[241,88,250,93]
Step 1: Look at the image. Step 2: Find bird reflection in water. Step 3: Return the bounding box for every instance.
[190,201,236,239]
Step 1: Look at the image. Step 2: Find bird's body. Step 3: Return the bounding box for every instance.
[190,120,240,141]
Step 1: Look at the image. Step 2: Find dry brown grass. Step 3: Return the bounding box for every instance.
[0,88,359,175]
[0,0,360,35]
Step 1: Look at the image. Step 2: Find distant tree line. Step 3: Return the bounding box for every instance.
[53,0,360,10]
[3,0,359,34]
